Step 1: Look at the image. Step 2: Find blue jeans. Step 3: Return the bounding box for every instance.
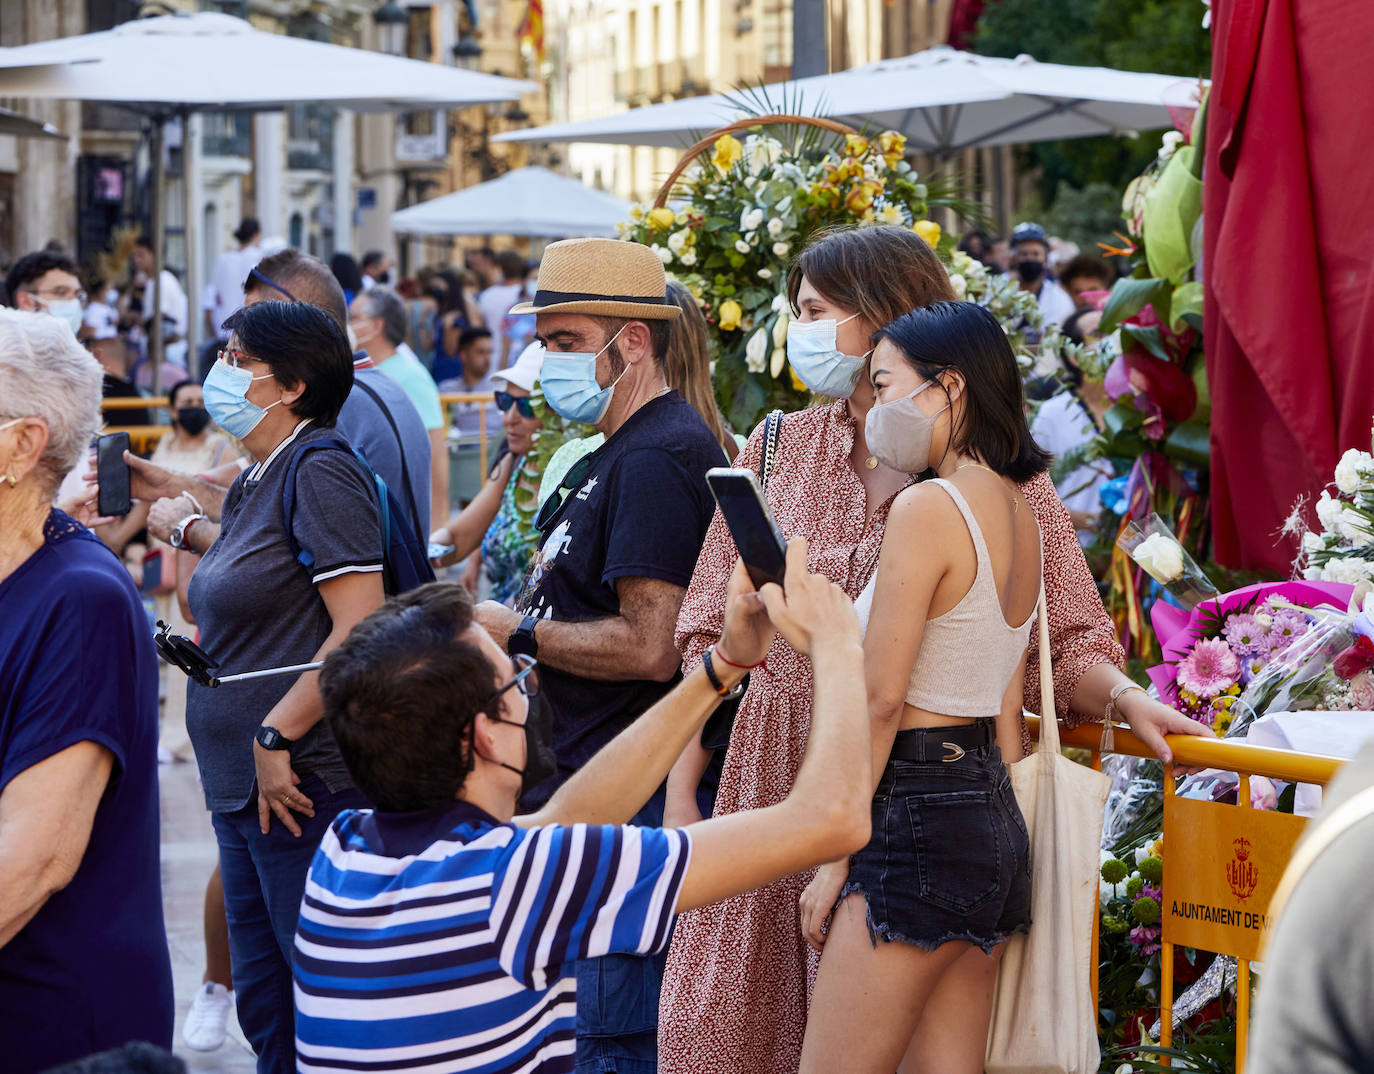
[211,773,369,1074]
[573,786,711,1074]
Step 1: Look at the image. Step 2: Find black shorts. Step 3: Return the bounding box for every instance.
[840,722,1032,954]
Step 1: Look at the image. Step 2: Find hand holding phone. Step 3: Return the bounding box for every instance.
[95,431,132,517]
[706,467,788,590]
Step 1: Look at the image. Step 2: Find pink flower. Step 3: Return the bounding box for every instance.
[1250,775,1278,811]
[1177,638,1240,699]
[1223,614,1264,656]
[1129,925,1162,955]
[1350,671,1374,710]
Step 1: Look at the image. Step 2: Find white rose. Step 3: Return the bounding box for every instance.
[1131,532,1185,584]
[947,273,967,300]
[773,242,790,257]
[1316,490,1345,533]
[679,250,697,267]
[767,217,784,238]
[666,229,689,254]
[1334,449,1374,494]
[652,245,672,265]
[741,207,764,232]
[735,240,751,255]
[744,327,768,373]
[772,312,789,347]
[757,267,772,280]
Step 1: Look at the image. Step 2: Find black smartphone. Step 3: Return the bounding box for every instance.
[96,431,132,516]
[706,467,788,589]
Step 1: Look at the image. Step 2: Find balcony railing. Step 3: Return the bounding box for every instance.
[286,104,334,173]
[202,113,252,159]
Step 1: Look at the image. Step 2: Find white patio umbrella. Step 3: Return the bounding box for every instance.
[0,107,65,139]
[494,46,1201,155]
[0,12,535,383]
[390,167,631,238]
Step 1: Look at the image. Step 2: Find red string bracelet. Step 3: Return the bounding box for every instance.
[712,645,761,671]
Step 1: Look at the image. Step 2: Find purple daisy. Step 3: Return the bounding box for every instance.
[1177,638,1240,699]
[1223,613,1264,656]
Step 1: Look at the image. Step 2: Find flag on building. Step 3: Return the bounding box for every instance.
[519,0,545,63]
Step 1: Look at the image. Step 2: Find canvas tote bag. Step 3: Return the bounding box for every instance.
[985,595,1112,1074]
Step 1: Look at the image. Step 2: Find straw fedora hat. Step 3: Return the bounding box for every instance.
[509,237,681,321]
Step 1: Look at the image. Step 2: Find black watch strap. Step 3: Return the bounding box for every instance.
[256,725,294,751]
[509,614,540,658]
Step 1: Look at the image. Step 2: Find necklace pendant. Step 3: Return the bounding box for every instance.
[865,455,879,470]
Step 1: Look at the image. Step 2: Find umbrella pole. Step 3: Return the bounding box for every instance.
[150,117,166,395]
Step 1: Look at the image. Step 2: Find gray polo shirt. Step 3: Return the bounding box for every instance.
[186,422,383,813]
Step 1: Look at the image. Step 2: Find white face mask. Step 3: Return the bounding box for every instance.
[864,380,950,474]
[785,312,869,398]
[39,297,85,336]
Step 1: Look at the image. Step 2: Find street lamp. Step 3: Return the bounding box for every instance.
[451,36,483,70]
[373,0,409,57]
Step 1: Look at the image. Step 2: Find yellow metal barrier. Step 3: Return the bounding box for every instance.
[1025,716,1345,1071]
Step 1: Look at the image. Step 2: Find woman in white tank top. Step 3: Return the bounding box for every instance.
[798,302,1050,1074]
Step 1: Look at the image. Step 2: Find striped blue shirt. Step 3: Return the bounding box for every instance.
[293,801,691,1073]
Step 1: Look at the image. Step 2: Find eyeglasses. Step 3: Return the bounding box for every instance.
[29,287,87,304]
[494,390,536,420]
[535,453,595,531]
[217,348,265,369]
[487,653,540,714]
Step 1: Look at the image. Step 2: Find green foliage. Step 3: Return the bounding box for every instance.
[974,0,1212,206]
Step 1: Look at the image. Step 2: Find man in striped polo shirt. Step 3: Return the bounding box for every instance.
[294,540,870,1073]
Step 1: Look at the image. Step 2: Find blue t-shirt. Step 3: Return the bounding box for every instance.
[516,392,723,805]
[294,801,690,1074]
[335,357,432,535]
[0,512,173,1071]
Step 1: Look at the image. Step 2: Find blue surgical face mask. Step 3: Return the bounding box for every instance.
[40,297,85,336]
[540,326,629,425]
[786,312,869,398]
[203,357,280,439]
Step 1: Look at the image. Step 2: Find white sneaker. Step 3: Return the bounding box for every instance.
[182,982,234,1052]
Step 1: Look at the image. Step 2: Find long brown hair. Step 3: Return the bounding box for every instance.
[665,280,738,461]
[786,225,957,327]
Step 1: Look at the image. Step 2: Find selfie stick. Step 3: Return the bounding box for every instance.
[153,621,323,688]
[211,662,324,685]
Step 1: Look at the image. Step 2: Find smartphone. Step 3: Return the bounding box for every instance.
[96,431,132,516]
[706,467,788,589]
[427,542,456,561]
[141,547,163,594]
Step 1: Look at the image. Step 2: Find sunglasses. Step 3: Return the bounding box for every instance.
[494,390,536,420]
[535,453,595,532]
[487,652,540,710]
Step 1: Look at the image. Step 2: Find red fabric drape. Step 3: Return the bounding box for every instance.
[1206,0,1374,572]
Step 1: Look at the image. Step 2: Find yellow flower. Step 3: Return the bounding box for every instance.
[811,181,841,210]
[845,180,882,216]
[712,134,743,172]
[718,299,743,332]
[629,205,644,221]
[646,207,676,231]
[913,219,942,248]
[844,134,870,159]
[788,364,808,392]
[878,130,907,166]
[878,204,905,226]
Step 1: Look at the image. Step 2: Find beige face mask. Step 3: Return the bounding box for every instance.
[864,380,950,474]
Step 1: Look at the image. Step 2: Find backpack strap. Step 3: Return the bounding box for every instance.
[281,436,390,579]
[759,409,784,492]
[351,376,426,540]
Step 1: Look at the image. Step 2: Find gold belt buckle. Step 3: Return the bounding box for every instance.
[941,742,966,763]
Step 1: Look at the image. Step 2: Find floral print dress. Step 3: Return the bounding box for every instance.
[481,460,538,607]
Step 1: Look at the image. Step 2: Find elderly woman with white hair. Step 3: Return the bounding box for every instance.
[0,310,173,1071]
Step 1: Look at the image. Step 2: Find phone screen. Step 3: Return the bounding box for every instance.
[96,431,132,517]
[706,468,787,589]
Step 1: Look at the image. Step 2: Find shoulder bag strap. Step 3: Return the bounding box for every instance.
[1036,592,1059,754]
[760,409,784,492]
[351,377,426,540]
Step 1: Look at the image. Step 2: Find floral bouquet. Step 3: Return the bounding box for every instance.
[1295,438,1374,584]
[1098,833,1166,1050]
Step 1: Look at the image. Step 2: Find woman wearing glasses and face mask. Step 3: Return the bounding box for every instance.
[430,341,544,604]
[659,225,1211,1074]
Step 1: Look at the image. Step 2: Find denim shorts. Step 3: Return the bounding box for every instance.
[840,723,1031,954]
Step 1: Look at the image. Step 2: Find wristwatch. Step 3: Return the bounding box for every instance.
[170,513,208,550]
[255,725,294,751]
[508,614,540,659]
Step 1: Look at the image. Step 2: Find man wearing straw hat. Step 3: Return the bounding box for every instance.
[475,237,726,1071]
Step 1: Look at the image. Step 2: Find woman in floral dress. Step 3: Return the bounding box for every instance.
[657,225,1210,1074]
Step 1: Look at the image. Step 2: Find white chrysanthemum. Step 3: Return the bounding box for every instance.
[767,217,784,238]
[740,207,764,233]
[666,229,689,254]
[1334,449,1374,495]
[652,245,672,265]
[679,251,696,267]
[1316,491,1345,534]
[757,267,772,280]
[772,242,790,257]
[735,240,751,255]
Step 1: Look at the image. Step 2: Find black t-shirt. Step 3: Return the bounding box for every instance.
[517,392,723,806]
[102,373,150,426]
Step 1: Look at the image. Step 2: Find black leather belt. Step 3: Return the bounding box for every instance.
[888,720,994,764]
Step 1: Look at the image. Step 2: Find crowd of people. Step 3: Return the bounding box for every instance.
[20,218,1353,1074]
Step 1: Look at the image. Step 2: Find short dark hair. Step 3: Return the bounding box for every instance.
[328,252,364,295]
[474,247,496,262]
[136,236,154,251]
[5,250,80,299]
[356,286,408,347]
[234,217,261,244]
[321,582,496,812]
[874,301,1051,483]
[458,326,493,350]
[167,378,199,409]
[496,249,525,281]
[244,249,349,331]
[221,301,354,426]
[360,250,386,272]
[1058,253,1112,289]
